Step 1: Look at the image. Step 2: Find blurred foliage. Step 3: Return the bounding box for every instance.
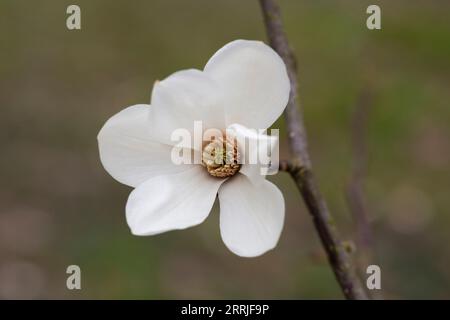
[0,0,449,299]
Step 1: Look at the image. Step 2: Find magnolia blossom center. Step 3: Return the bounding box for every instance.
[202,137,240,178]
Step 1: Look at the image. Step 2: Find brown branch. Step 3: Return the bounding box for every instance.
[346,89,374,257]
[346,88,383,299]
[261,0,368,299]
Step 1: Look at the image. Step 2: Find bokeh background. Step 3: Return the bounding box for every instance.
[1,0,449,299]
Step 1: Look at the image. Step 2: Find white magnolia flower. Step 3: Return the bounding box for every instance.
[98,40,290,257]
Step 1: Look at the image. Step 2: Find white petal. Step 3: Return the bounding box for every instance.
[204,40,290,129]
[98,104,193,187]
[218,174,285,257]
[227,123,279,185]
[126,166,225,236]
[149,69,225,149]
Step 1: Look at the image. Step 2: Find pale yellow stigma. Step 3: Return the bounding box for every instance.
[202,137,240,178]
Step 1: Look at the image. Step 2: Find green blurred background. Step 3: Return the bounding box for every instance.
[1,0,449,299]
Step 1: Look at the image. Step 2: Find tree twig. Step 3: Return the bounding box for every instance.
[346,88,374,258]
[346,88,382,299]
[260,0,368,299]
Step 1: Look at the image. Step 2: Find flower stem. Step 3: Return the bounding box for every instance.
[260,0,368,299]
